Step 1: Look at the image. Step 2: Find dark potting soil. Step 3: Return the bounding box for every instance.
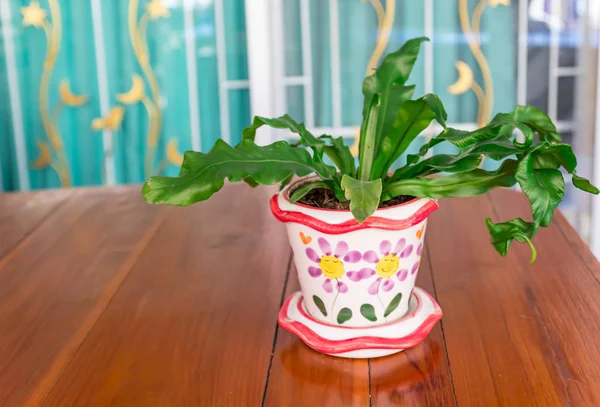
[296,188,415,210]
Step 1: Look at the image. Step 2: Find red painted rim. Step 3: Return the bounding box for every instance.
[277,290,443,355]
[271,195,438,234]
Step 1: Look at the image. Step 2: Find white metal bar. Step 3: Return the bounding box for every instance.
[244,0,274,144]
[300,0,315,128]
[223,80,251,89]
[271,0,287,116]
[591,28,600,256]
[183,0,202,152]
[424,0,434,95]
[0,0,30,191]
[517,0,528,105]
[556,66,582,77]
[283,76,308,86]
[548,0,560,120]
[214,0,230,143]
[329,0,342,127]
[91,0,116,185]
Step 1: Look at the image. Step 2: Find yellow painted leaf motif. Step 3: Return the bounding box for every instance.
[117,74,145,104]
[167,138,184,165]
[59,79,88,106]
[448,61,474,95]
[92,107,125,131]
[146,0,170,20]
[21,1,46,28]
[30,140,52,169]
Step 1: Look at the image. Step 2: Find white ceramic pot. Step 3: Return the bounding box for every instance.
[271,176,438,328]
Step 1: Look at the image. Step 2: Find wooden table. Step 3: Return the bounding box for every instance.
[1,185,600,406]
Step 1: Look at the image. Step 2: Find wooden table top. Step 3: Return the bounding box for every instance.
[1,184,600,406]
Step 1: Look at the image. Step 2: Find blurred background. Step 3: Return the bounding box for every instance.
[0,0,599,252]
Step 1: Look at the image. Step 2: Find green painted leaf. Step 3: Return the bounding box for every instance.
[371,94,447,180]
[486,218,538,263]
[360,304,377,322]
[142,139,331,206]
[573,174,600,195]
[312,295,327,317]
[289,181,331,203]
[515,152,564,228]
[341,175,382,223]
[384,293,403,317]
[382,159,518,201]
[337,307,353,324]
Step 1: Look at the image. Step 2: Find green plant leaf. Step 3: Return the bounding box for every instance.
[382,159,518,201]
[530,143,577,172]
[506,105,561,142]
[337,307,353,324]
[438,120,534,149]
[384,293,403,317]
[142,139,331,206]
[341,175,383,223]
[371,94,448,179]
[573,173,600,194]
[313,295,328,317]
[319,135,356,176]
[485,218,538,263]
[358,94,381,181]
[515,151,564,228]
[388,138,521,182]
[289,181,331,203]
[362,37,428,148]
[360,304,377,322]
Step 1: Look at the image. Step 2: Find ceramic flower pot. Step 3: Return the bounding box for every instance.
[271,176,439,328]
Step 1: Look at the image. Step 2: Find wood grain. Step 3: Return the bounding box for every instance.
[42,185,291,407]
[426,193,600,406]
[369,249,456,406]
[0,187,166,407]
[262,265,371,407]
[0,189,71,260]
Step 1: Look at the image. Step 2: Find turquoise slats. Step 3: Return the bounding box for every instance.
[0,0,515,192]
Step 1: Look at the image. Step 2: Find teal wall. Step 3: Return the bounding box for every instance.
[0,0,515,192]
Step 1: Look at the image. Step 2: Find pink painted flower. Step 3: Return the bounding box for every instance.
[306,237,361,294]
[348,238,414,295]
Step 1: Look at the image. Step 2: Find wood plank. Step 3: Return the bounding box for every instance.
[0,189,72,260]
[263,264,371,407]
[42,185,290,406]
[0,187,165,407]
[426,192,600,406]
[369,249,457,406]
[488,189,600,406]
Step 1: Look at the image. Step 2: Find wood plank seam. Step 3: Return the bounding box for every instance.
[0,191,74,270]
[368,359,372,407]
[425,247,459,407]
[28,209,168,407]
[260,252,293,407]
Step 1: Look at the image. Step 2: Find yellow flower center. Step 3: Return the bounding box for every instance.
[319,255,345,279]
[376,254,399,278]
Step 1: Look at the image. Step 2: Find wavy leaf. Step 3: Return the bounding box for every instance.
[485,218,538,263]
[289,181,331,203]
[319,135,356,176]
[371,94,447,179]
[382,159,518,201]
[573,173,600,194]
[142,139,330,206]
[358,94,381,181]
[506,105,561,142]
[341,175,382,223]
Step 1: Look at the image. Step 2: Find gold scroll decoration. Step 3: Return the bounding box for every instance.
[22,1,88,187]
[91,0,183,178]
[350,0,396,155]
[449,0,511,126]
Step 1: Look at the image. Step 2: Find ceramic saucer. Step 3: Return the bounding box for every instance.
[278,287,442,358]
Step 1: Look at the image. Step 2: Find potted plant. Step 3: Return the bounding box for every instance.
[142,37,598,358]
